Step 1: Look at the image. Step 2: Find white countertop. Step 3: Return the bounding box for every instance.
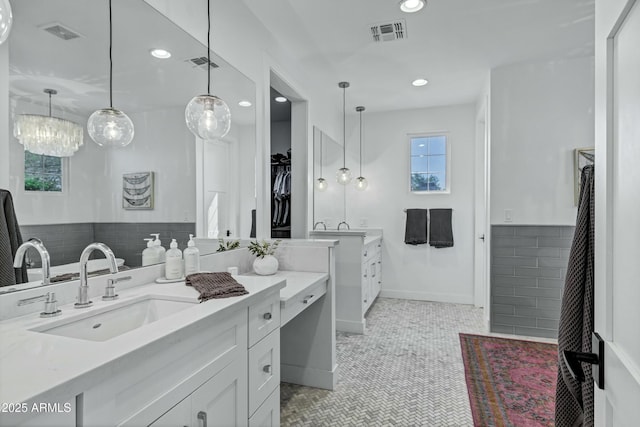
[242,270,329,304]
[0,275,285,406]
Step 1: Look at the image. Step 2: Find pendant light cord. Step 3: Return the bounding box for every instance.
[320,132,323,176]
[207,0,211,94]
[108,0,113,109]
[342,86,346,168]
[48,92,52,117]
[359,109,363,176]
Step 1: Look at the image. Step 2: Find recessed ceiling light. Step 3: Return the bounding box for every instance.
[238,100,252,107]
[275,96,288,103]
[412,78,429,87]
[150,48,171,59]
[399,0,425,13]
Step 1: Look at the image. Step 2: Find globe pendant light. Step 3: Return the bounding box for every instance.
[316,131,328,192]
[185,0,230,140]
[0,0,12,45]
[354,106,368,191]
[14,89,84,157]
[336,82,352,185]
[87,0,134,147]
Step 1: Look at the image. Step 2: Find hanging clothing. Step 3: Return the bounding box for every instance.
[0,189,27,286]
[555,165,595,427]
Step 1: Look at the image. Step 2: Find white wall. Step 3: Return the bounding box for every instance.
[0,43,8,190]
[270,120,291,155]
[345,104,477,304]
[490,56,595,225]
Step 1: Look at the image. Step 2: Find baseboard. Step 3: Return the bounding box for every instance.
[336,319,365,334]
[379,290,474,305]
[281,363,338,391]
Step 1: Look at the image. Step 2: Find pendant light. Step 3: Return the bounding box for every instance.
[0,0,12,45]
[87,0,134,148]
[185,0,231,140]
[14,89,84,157]
[316,131,328,192]
[336,82,352,185]
[354,106,368,191]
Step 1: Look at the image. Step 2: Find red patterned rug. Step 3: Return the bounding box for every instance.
[460,333,558,427]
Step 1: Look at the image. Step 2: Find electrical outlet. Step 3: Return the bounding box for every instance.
[504,209,513,223]
[359,218,368,228]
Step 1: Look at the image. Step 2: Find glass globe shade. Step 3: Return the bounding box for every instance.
[0,0,12,45]
[87,108,134,147]
[355,176,368,191]
[336,167,352,185]
[185,94,231,140]
[316,177,328,192]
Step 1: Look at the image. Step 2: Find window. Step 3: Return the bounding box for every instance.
[410,134,448,192]
[24,151,63,192]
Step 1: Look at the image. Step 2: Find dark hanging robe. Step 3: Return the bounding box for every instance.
[0,189,28,286]
[555,165,595,427]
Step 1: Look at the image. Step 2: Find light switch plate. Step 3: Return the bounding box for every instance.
[359,218,368,227]
[504,209,513,222]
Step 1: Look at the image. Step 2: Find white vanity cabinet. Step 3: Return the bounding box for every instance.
[309,230,382,334]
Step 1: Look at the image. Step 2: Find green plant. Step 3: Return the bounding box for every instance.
[216,239,240,252]
[247,240,281,258]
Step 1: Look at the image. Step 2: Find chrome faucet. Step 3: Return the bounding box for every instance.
[337,221,350,230]
[75,243,119,309]
[313,221,327,230]
[13,238,50,285]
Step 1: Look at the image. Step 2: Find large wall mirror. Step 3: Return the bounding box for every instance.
[3,0,256,292]
[312,126,345,229]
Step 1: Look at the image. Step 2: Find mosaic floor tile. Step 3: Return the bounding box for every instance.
[281,298,486,426]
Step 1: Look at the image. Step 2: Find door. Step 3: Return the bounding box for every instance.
[203,140,232,238]
[594,0,640,424]
[474,98,489,313]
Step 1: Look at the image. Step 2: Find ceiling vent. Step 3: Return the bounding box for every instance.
[370,19,407,42]
[41,23,81,41]
[185,56,219,70]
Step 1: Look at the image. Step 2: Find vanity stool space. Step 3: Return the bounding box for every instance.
[309,229,382,334]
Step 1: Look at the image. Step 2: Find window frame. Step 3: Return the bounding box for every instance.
[23,150,67,194]
[408,132,451,194]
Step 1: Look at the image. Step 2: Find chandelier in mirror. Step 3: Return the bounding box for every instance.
[336,82,352,185]
[355,106,368,191]
[14,89,84,157]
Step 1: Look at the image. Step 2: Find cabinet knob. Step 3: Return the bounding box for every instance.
[263,364,272,373]
[364,273,368,278]
[197,411,208,427]
[364,251,368,257]
[303,295,315,304]
[263,312,272,320]
[364,299,368,303]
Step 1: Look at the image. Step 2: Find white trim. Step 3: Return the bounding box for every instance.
[335,319,366,334]
[408,133,451,194]
[280,363,338,391]
[379,289,474,305]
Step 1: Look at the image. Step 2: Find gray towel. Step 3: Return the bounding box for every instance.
[404,209,428,245]
[0,189,27,286]
[555,165,595,427]
[186,272,249,302]
[429,209,454,248]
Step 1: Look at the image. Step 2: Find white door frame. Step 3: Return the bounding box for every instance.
[594,0,640,424]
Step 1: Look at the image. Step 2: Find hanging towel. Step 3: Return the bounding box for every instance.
[186,272,249,302]
[404,209,428,245]
[0,189,27,286]
[429,209,454,248]
[555,165,595,427]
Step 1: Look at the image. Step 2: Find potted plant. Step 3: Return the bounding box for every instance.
[248,240,281,275]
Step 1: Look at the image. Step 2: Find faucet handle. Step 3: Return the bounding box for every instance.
[103,276,131,301]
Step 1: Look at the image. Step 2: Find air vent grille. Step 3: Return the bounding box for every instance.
[42,23,81,41]
[186,56,219,70]
[370,19,407,42]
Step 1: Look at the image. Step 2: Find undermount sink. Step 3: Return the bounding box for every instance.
[32,296,198,342]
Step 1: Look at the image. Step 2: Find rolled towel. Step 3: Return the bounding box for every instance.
[186,272,249,302]
[429,208,454,248]
[404,209,428,245]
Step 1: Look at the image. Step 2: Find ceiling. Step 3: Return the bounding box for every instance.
[9,0,255,125]
[242,0,595,113]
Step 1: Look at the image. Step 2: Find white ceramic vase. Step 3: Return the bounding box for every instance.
[253,255,278,276]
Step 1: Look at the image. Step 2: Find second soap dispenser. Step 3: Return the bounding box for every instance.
[183,234,200,276]
[165,239,183,280]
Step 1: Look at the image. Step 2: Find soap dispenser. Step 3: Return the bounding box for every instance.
[165,239,183,280]
[142,238,158,266]
[151,233,166,263]
[183,234,200,276]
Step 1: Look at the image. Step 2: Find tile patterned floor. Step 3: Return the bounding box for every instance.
[280,297,486,426]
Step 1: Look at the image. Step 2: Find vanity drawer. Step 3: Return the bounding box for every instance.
[248,329,280,416]
[249,385,280,427]
[280,279,327,327]
[248,290,280,347]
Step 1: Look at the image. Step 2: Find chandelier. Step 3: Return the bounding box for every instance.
[13,89,84,157]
